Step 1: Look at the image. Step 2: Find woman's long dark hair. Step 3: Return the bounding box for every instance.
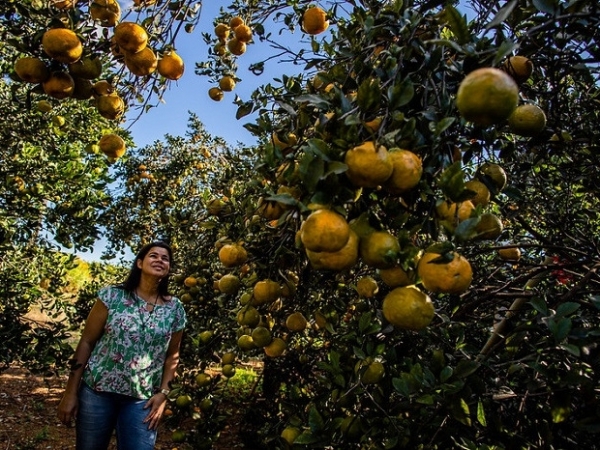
[121,241,173,297]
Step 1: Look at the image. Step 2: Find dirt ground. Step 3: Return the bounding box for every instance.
[0,366,244,450]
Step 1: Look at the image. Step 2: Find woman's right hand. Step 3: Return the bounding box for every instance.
[57,392,78,427]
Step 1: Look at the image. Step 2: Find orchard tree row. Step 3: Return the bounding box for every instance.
[2,0,600,448]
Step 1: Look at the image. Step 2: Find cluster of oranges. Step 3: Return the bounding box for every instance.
[208,16,253,101]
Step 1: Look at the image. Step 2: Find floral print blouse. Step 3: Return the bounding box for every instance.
[83,286,187,399]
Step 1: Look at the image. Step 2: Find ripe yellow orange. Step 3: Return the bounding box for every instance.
[356,276,378,298]
[68,56,102,80]
[382,286,434,330]
[50,0,74,9]
[42,71,75,99]
[281,426,301,446]
[272,132,298,150]
[360,361,385,384]
[98,133,126,159]
[363,116,383,133]
[237,334,256,351]
[208,87,224,101]
[508,104,547,137]
[114,22,148,54]
[456,67,519,127]
[359,230,401,269]
[124,47,157,76]
[383,149,423,195]
[219,243,248,267]
[90,0,121,27]
[229,17,244,28]
[378,266,414,288]
[306,229,359,271]
[474,213,503,240]
[302,6,329,35]
[503,55,534,84]
[42,28,83,64]
[218,274,241,295]
[264,337,287,357]
[477,162,507,192]
[344,141,393,188]
[14,57,49,83]
[417,252,473,294]
[464,180,491,207]
[498,247,521,261]
[227,38,246,56]
[219,75,236,91]
[92,79,116,97]
[300,209,350,253]
[214,23,230,40]
[252,279,281,306]
[236,306,260,327]
[436,200,475,227]
[251,326,272,347]
[233,24,252,43]
[183,276,197,287]
[157,50,185,80]
[96,93,124,120]
[285,312,308,332]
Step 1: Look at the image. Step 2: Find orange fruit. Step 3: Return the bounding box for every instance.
[114,22,148,54]
[42,28,83,64]
[227,37,246,56]
[498,247,521,261]
[218,274,241,295]
[382,286,434,330]
[306,229,359,271]
[42,71,75,99]
[378,266,414,288]
[90,0,121,27]
[383,149,423,195]
[503,55,534,84]
[50,0,75,9]
[237,306,260,327]
[219,75,236,91]
[344,141,393,188]
[92,79,116,97]
[417,252,473,294]
[285,312,308,332]
[157,50,185,80]
[477,162,507,192]
[124,46,157,76]
[264,337,287,357]
[214,23,230,40]
[209,87,224,101]
[251,326,272,347]
[96,93,124,120]
[359,230,401,269]
[281,427,301,446]
[229,17,244,28]
[464,180,491,207]
[233,24,252,43]
[252,279,281,306]
[98,133,126,159]
[474,213,503,240]
[356,276,379,298]
[456,67,519,127]
[508,104,547,137]
[218,243,248,267]
[302,6,329,35]
[360,361,385,384]
[14,57,49,83]
[68,56,102,80]
[436,200,475,230]
[300,209,350,253]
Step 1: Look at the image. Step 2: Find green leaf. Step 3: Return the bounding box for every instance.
[359,311,373,333]
[357,77,381,112]
[441,5,470,45]
[555,302,580,318]
[529,297,548,315]
[492,39,519,67]
[387,78,414,110]
[416,394,435,405]
[440,366,453,382]
[299,152,325,192]
[532,0,559,14]
[450,397,472,426]
[438,161,467,202]
[477,399,487,426]
[308,405,324,432]
[294,431,321,445]
[453,360,480,378]
[485,0,518,30]
[235,101,254,119]
[560,343,580,357]
[548,317,571,342]
[434,117,456,136]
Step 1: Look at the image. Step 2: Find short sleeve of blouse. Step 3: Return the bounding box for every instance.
[97,286,122,310]
[171,297,187,332]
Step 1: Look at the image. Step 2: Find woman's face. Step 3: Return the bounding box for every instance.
[137,246,171,279]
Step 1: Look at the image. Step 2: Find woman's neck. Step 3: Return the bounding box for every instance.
[136,276,160,298]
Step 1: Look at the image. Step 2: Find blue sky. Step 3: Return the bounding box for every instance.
[125,1,305,148]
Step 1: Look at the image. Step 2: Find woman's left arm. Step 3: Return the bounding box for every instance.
[143,330,184,430]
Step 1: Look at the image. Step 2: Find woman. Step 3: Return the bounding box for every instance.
[57,241,187,450]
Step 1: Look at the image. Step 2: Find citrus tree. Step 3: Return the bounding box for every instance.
[140,0,599,448]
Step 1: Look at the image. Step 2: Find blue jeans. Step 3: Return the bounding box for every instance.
[76,382,157,450]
